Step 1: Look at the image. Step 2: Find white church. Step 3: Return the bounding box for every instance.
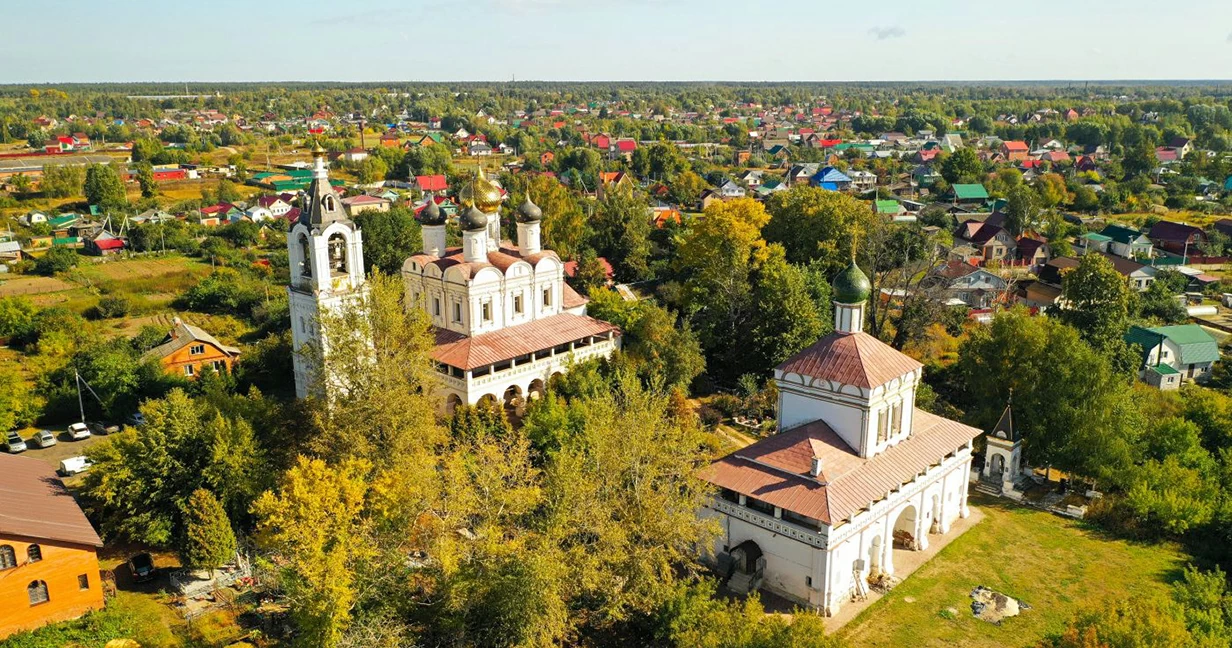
[699,261,980,616]
[287,151,620,409]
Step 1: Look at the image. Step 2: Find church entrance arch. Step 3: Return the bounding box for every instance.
[503,384,524,416]
[893,505,919,551]
[988,454,1006,480]
[446,394,463,416]
[527,379,546,402]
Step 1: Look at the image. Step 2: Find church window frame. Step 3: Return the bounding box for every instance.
[877,409,889,444]
[452,301,463,324]
[433,297,441,317]
[891,401,903,436]
[514,293,524,315]
[481,301,492,323]
[543,286,552,308]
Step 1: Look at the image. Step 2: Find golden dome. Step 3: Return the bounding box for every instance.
[459,167,503,213]
[311,141,326,158]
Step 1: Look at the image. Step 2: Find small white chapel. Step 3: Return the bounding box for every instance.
[699,260,981,616]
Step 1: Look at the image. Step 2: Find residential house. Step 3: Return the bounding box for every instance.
[0,241,23,263]
[141,317,241,379]
[929,261,1009,308]
[1000,141,1029,161]
[948,184,990,205]
[1044,253,1157,291]
[245,205,275,222]
[1100,224,1154,259]
[848,169,877,193]
[468,141,493,156]
[340,194,391,217]
[719,180,747,199]
[200,203,241,225]
[83,231,124,256]
[339,147,369,163]
[737,169,764,188]
[1168,137,1193,159]
[256,195,294,217]
[0,454,105,639]
[1148,220,1206,256]
[811,166,852,191]
[414,174,449,194]
[1016,237,1050,268]
[1125,324,1220,389]
[786,163,820,186]
[875,200,907,218]
[962,222,1017,263]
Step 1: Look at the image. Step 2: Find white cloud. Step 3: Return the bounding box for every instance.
[870,25,906,40]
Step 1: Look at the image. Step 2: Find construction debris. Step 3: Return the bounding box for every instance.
[970,585,1030,624]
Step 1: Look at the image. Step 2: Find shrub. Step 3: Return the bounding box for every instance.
[709,393,743,417]
[91,294,132,319]
[34,246,80,275]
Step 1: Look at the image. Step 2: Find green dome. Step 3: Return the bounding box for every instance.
[833,261,872,304]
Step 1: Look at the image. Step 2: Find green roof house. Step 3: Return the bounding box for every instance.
[1099,224,1153,259]
[1125,324,1220,389]
[949,183,990,203]
[875,199,906,217]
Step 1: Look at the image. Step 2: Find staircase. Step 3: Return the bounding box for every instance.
[973,480,1003,497]
[727,570,763,596]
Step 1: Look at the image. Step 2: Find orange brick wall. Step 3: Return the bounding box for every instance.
[0,536,105,638]
[161,342,235,380]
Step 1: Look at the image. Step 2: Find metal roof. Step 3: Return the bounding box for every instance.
[0,454,103,547]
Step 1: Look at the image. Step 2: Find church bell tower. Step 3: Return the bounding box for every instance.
[287,144,367,398]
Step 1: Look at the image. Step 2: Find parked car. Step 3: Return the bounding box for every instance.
[126,412,146,427]
[58,456,93,476]
[86,421,119,436]
[30,429,57,448]
[3,431,27,453]
[67,422,91,441]
[128,553,157,583]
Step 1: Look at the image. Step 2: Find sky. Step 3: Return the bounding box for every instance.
[2,0,1231,83]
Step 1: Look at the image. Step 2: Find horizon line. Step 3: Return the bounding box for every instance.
[4,78,1232,87]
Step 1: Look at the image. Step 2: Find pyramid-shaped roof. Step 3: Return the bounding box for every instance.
[777,331,922,389]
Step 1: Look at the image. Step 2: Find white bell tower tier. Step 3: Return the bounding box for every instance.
[286,144,368,399]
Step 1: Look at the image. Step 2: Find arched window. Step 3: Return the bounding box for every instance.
[323,195,336,212]
[0,545,15,570]
[327,233,348,275]
[299,235,312,277]
[27,580,49,605]
[27,544,41,563]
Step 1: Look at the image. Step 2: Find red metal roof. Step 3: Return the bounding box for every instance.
[699,410,980,525]
[1002,141,1029,151]
[0,454,103,547]
[416,174,448,192]
[777,332,922,389]
[432,313,619,370]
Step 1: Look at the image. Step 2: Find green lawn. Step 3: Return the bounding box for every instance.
[837,494,1187,648]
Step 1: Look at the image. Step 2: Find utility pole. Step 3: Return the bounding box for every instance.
[75,371,86,423]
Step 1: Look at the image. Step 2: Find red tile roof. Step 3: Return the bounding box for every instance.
[0,454,103,547]
[1002,140,1029,152]
[432,313,619,369]
[777,332,922,388]
[699,410,980,525]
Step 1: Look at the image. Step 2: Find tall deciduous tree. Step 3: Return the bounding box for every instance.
[764,186,876,273]
[253,457,373,648]
[958,308,1139,480]
[1057,253,1136,367]
[1004,184,1039,237]
[940,147,983,184]
[589,184,653,281]
[83,163,128,212]
[352,206,421,275]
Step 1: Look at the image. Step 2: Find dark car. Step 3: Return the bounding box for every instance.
[86,421,119,436]
[128,553,157,583]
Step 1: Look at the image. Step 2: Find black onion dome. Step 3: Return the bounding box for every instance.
[460,206,489,232]
[420,199,445,226]
[516,196,543,223]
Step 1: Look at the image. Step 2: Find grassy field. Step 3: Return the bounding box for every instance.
[0,254,214,317]
[837,495,1186,648]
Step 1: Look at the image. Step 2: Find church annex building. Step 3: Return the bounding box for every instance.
[699,262,980,616]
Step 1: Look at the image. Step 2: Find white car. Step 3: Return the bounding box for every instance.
[58,456,94,476]
[67,422,91,441]
[30,430,57,448]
